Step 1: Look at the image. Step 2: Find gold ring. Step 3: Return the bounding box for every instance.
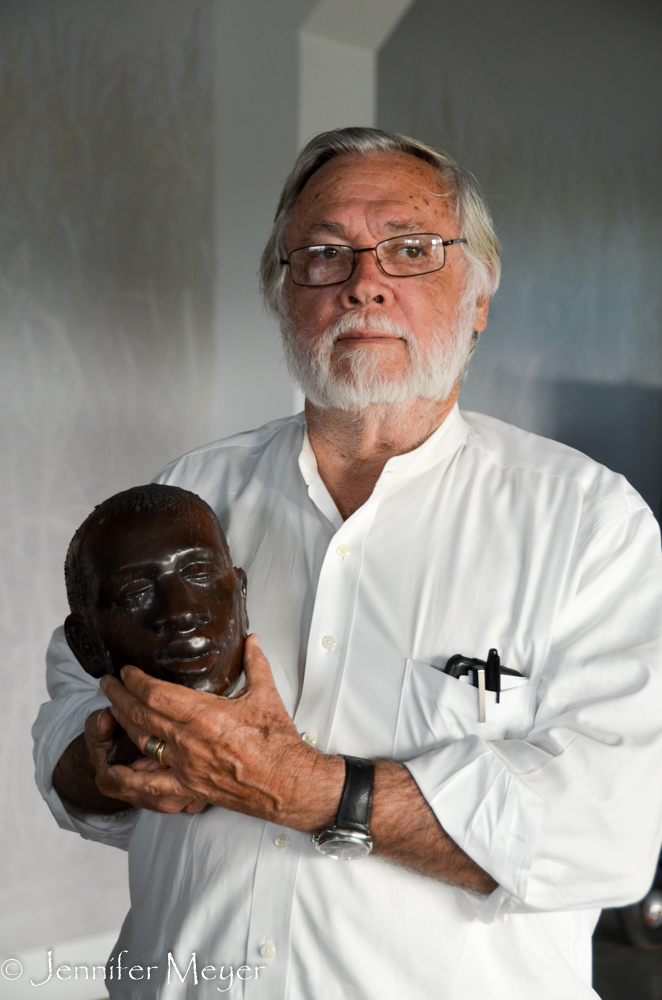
[144,736,167,765]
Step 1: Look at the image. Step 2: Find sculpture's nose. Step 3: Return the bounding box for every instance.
[152,575,207,633]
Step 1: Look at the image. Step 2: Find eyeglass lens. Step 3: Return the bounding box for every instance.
[288,234,446,286]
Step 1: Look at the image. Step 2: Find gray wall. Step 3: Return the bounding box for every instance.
[0,0,217,953]
[379,0,662,516]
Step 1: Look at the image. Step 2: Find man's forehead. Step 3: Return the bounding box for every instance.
[295,214,439,244]
[304,150,447,189]
[289,152,454,238]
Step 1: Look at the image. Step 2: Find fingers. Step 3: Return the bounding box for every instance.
[96,707,116,740]
[84,707,117,771]
[109,667,206,725]
[183,799,208,814]
[96,760,202,814]
[130,756,168,773]
[242,634,278,693]
[81,696,204,815]
[100,673,211,777]
[85,707,115,743]
[101,636,276,738]
[100,674,176,751]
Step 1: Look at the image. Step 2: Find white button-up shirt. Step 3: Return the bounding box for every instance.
[33,405,662,1000]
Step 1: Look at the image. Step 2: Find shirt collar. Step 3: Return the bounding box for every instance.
[298,427,343,529]
[298,403,470,524]
[377,402,470,481]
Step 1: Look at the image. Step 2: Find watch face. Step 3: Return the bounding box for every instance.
[314,830,373,861]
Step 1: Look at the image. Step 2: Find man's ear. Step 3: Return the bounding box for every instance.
[234,567,249,634]
[474,294,490,333]
[64,614,106,678]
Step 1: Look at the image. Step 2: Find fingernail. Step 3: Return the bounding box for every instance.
[99,676,108,691]
[251,633,261,649]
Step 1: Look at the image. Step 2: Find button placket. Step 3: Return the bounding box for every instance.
[294,496,381,746]
[243,823,303,1000]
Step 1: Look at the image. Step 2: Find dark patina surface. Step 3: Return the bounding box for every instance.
[64,484,248,763]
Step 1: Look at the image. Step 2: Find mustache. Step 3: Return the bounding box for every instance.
[323,311,411,343]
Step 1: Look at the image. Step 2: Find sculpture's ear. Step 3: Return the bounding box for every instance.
[64,613,106,678]
[234,567,249,633]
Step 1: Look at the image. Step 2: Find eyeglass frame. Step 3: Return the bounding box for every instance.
[280,234,468,287]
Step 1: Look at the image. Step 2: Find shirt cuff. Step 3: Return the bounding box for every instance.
[405,736,546,906]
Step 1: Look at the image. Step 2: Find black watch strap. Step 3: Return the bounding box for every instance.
[336,756,374,834]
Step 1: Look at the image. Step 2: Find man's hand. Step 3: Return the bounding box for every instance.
[52,705,207,816]
[90,709,208,815]
[100,634,345,831]
[53,709,128,814]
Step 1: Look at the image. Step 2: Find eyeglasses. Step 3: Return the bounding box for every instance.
[280,233,467,287]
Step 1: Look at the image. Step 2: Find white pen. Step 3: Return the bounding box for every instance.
[476,667,486,723]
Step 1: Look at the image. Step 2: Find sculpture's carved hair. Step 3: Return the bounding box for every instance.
[64,484,228,618]
[260,126,501,322]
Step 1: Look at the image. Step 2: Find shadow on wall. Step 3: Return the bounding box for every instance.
[461,373,662,519]
[547,381,662,519]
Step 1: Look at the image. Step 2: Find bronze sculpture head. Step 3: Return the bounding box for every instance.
[64,484,248,762]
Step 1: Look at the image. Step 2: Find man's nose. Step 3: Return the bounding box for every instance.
[152,576,207,632]
[339,248,390,307]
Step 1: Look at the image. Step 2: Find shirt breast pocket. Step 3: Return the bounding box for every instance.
[393,658,536,760]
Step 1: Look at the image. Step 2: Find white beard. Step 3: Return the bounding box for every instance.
[281,302,478,412]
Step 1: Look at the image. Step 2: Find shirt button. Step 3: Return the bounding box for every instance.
[321,635,337,650]
[274,833,290,849]
[260,942,276,959]
[336,543,351,558]
[302,731,318,746]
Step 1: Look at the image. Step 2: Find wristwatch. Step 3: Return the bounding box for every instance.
[313,756,374,860]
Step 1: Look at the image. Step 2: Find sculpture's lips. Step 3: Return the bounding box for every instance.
[155,640,219,671]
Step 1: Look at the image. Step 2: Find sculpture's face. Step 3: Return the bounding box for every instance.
[68,506,247,694]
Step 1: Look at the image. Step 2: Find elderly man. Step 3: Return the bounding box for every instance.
[34,127,662,1000]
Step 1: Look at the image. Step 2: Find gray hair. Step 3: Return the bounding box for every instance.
[260,127,501,320]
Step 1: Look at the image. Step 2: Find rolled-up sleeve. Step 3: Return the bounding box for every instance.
[32,625,138,849]
[407,504,662,918]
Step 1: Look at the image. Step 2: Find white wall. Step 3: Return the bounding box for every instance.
[212,0,318,438]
